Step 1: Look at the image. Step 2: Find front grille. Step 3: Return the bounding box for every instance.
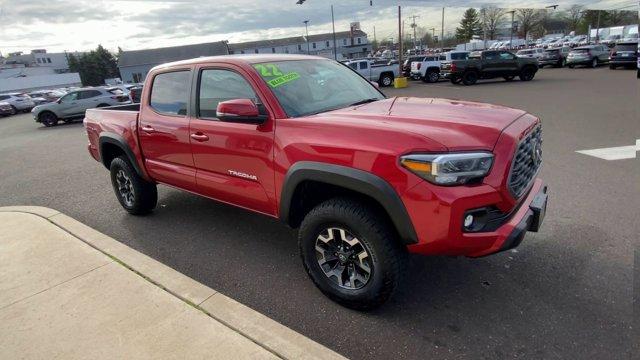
[508,125,543,198]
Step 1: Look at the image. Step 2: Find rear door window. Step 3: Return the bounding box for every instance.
[359,62,368,70]
[79,90,102,99]
[150,71,190,116]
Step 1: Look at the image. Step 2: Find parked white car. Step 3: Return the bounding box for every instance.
[516,48,545,60]
[31,87,131,127]
[345,59,399,87]
[0,93,36,113]
[410,55,441,82]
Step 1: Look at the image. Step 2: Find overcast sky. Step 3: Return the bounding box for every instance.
[0,0,635,55]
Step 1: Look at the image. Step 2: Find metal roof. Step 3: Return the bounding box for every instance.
[118,41,229,68]
[228,30,367,51]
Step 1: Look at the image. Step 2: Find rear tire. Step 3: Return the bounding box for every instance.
[299,197,407,310]
[109,156,157,215]
[38,112,58,127]
[424,70,439,83]
[461,71,478,85]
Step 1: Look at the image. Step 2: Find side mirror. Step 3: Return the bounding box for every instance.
[370,81,380,89]
[216,99,267,124]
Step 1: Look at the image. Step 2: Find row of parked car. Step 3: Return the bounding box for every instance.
[401,41,638,86]
[0,83,144,127]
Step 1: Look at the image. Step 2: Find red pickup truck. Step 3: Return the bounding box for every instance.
[84,54,547,309]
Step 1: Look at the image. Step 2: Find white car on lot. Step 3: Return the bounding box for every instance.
[410,55,442,83]
[31,87,131,127]
[516,48,545,60]
[0,93,36,113]
[345,59,399,87]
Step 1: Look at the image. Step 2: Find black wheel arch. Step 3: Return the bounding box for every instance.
[280,161,418,245]
[98,132,145,178]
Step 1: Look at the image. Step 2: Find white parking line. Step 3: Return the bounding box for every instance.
[576,139,640,160]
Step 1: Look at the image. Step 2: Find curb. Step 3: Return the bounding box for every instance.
[0,206,346,360]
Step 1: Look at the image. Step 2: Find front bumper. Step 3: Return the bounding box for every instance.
[406,179,548,257]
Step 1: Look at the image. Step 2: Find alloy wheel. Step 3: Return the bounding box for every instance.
[115,169,135,207]
[315,227,372,290]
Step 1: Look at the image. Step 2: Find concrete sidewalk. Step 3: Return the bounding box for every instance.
[0,206,346,360]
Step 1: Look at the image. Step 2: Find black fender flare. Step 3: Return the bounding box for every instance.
[279,161,418,245]
[98,132,144,177]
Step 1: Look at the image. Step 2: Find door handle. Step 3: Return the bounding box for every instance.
[190,133,209,142]
[141,125,155,133]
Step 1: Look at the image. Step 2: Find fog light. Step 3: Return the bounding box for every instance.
[464,215,474,228]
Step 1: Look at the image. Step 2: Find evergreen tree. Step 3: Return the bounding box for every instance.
[456,8,481,42]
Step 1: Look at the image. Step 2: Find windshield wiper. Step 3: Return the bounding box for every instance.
[348,98,380,107]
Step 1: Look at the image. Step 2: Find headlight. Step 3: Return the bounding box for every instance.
[400,152,494,185]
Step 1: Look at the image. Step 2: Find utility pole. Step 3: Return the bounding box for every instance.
[430,27,436,48]
[410,15,420,51]
[398,6,402,76]
[331,5,337,60]
[481,8,487,49]
[303,20,310,54]
[508,10,515,50]
[440,7,445,50]
[373,26,377,52]
[595,10,601,43]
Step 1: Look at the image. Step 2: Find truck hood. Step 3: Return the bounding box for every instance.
[325,97,528,151]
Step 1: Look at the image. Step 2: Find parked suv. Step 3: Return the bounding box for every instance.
[32,87,130,127]
[0,93,36,113]
[567,45,610,68]
[516,48,545,60]
[539,47,571,68]
[83,55,547,309]
[609,42,638,69]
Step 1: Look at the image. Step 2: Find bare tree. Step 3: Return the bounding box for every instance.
[516,8,543,40]
[565,5,584,31]
[481,6,505,40]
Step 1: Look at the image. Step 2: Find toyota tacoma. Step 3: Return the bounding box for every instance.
[84,54,547,309]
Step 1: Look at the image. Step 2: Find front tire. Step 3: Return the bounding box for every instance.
[109,156,157,215]
[379,73,393,87]
[519,67,536,81]
[299,198,407,310]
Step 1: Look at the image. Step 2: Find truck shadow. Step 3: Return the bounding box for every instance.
[117,188,631,359]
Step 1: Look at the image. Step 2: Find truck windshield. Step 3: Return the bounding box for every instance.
[253,60,385,117]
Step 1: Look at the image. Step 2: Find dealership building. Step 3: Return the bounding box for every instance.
[117,29,369,83]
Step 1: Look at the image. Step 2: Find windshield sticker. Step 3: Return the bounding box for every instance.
[254,64,283,77]
[267,72,300,88]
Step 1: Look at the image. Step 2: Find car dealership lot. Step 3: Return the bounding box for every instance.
[0,67,637,359]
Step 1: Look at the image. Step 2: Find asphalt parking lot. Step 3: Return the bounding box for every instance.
[0,67,637,359]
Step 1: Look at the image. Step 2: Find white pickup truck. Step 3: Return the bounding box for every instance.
[345,59,399,87]
[410,55,442,82]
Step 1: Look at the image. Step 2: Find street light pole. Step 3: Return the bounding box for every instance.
[303,20,310,54]
[331,5,337,60]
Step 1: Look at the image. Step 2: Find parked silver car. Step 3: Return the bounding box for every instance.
[0,93,36,113]
[567,45,610,68]
[32,87,131,127]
